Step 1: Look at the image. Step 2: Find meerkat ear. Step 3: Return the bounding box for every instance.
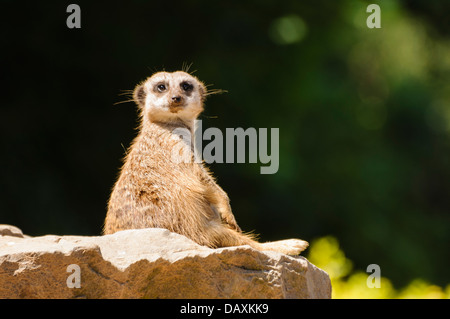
[133,84,146,108]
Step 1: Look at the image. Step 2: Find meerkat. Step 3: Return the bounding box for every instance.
[103,71,308,255]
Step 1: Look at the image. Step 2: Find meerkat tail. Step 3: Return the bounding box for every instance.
[258,239,309,256]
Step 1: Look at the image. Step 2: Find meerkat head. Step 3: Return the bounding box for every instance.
[133,71,207,125]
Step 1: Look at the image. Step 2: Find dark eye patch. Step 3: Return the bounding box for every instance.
[155,83,167,93]
[181,81,193,92]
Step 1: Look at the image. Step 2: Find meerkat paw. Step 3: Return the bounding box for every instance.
[259,239,309,255]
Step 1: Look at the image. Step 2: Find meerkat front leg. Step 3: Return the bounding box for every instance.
[202,173,241,231]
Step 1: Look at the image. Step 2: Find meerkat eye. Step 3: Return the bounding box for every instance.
[156,84,167,92]
[181,82,193,92]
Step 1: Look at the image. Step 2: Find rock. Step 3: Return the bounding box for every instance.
[0,226,331,299]
[0,224,25,238]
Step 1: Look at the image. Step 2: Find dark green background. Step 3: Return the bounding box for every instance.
[2,0,449,288]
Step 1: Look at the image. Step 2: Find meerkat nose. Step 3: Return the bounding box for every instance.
[172,96,182,103]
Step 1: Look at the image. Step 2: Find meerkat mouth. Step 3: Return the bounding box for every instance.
[168,103,185,112]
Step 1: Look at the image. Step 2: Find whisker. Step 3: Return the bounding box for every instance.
[206,89,228,96]
[147,66,159,74]
[182,62,190,73]
[182,62,196,75]
[201,115,219,119]
[113,99,135,106]
[118,91,133,96]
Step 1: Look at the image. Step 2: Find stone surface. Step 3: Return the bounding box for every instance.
[0,224,25,238]
[0,226,331,299]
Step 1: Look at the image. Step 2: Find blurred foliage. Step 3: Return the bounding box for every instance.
[1,0,449,291]
[308,236,450,298]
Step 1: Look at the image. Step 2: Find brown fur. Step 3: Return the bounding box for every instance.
[103,71,308,255]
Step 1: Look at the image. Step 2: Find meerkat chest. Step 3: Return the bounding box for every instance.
[141,125,195,164]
